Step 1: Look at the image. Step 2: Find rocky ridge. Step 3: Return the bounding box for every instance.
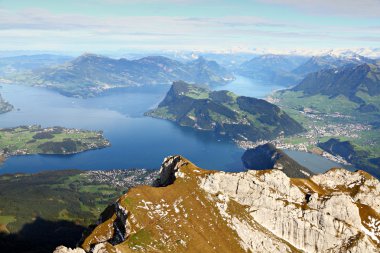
[55,156,380,253]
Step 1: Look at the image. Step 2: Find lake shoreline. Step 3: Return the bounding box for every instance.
[0,80,349,175]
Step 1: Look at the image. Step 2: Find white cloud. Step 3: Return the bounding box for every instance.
[259,0,380,17]
[0,7,378,51]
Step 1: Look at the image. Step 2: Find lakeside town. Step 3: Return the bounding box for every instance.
[83,169,159,189]
[235,109,372,166]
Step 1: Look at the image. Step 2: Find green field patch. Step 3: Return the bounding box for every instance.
[79,185,117,195]
[273,91,358,115]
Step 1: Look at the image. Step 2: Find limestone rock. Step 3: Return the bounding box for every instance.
[53,246,86,253]
[55,156,380,253]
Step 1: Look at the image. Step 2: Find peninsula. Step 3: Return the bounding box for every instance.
[0,125,110,161]
[146,81,304,142]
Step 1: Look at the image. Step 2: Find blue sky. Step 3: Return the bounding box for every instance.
[0,0,379,53]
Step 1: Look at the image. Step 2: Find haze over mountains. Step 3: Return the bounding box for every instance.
[237,53,376,86]
[1,50,378,95]
[237,54,307,86]
[292,54,376,77]
[6,54,234,98]
[0,54,73,76]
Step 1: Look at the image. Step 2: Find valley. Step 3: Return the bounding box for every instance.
[269,62,380,177]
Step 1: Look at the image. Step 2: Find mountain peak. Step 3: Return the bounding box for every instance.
[77,53,104,60]
[55,156,380,253]
[153,155,210,187]
[70,53,110,65]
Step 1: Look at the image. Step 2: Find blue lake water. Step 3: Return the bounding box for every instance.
[0,76,345,174]
[215,75,284,98]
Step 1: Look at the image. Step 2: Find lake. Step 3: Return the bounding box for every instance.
[215,75,284,98]
[0,76,346,174]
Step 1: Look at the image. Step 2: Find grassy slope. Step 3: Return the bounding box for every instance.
[272,91,359,115]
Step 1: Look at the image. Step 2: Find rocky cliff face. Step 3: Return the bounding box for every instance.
[55,156,380,253]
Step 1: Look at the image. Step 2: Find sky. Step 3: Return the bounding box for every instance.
[0,0,379,53]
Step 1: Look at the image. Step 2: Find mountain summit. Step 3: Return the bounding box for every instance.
[55,155,380,253]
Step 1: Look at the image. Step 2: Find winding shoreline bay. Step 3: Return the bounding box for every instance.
[0,82,350,176]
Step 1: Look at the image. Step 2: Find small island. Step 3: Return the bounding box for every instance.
[0,125,110,161]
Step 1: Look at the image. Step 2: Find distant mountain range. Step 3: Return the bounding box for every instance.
[237,53,376,86]
[8,54,234,98]
[146,81,304,142]
[0,54,73,76]
[237,54,308,86]
[0,93,13,114]
[292,54,376,77]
